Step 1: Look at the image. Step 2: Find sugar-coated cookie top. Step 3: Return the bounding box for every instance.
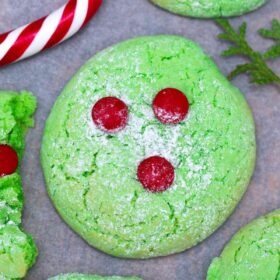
[150,0,268,18]
[0,91,36,225]
[0,91,36,160]
[207,209,280,280]
[42,35,256,258]
[0,225,38,279]
[0,91,37,278]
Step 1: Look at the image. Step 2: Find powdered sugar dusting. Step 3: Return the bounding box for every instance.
[43,36,256,258]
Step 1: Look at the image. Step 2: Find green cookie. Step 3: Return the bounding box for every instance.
[42,35,256,258]
[207,209,280,280]
[0,91,36,160]
[150,0,268,18]
[0,174,23,225]
[0,91,38,278]
[48,274,141,280]
[0,91,35,225]
[0,226,38,279]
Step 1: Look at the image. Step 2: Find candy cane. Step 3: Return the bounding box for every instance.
[0,0,102,67]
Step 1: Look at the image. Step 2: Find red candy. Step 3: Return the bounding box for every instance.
[137,156,175,192]
[153,88,189,124]
[0,144,19,177]
[92,97,128,133]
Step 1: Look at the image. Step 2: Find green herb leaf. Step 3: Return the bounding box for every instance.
[259,19,280,42]
[259,19,280,59]
[215,18,280,85]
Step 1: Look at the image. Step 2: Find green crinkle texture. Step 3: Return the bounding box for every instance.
[0,174,23,225]
[207,209,280,280]
[0,91,36,160]
[48,274,141,280]
[42,36,256,258]
[0,225,38,279]
[150,0,268,18]
[0,91,36,225]
[0,91,36,226]
[0,91,38,279]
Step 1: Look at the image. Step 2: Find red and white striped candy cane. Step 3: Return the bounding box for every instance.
[0,0,102,67]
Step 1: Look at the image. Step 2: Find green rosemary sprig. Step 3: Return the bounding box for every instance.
[215,18,280,85]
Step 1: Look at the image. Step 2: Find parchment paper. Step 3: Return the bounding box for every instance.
[0,0,279,279]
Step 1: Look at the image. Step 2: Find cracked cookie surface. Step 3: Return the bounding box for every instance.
[207,209,280,280]
[150,0,268,18]
[0,91,38,279]
[41,35,256,258]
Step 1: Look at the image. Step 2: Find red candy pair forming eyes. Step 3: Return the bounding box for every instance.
[92,88,189,193]
[0,144,19,177]
[92,88,189,132]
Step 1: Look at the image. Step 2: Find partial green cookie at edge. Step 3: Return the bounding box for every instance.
[0,91,36,225]
[48,273,141,280]
[150,0,268,18]
[0,225,38,279]
[0,174,23,225]
[0,91,36,159]
[0,91,38,279]
[42,35,256,258]
[207,209,280,280]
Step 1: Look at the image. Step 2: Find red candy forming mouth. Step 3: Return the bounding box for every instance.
[0,144,19,177]
[153,88,189,124]
[92,96,128,133]
[137,156,175,192]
